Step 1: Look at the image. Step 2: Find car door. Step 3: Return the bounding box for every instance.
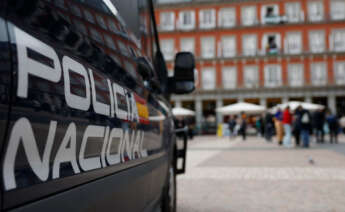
[0,1,12,209]
[2,0,169,211]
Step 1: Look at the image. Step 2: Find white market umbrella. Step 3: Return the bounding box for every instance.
[172,107,195,117]
[216,102,266,115]
[271,101,325,112]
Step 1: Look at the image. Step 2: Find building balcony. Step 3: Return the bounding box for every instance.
[263,15,287,25]
[158,13,345,33]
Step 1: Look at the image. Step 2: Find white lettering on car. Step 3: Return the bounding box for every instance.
[3,26,153,191]
[3,118,57,190]
[63,55,91,111]
[52,122,80,179]
[15,27,61,98]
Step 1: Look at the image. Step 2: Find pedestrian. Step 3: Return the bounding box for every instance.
[260,115,265,137]
[313,109,325,143]
[340,115,345,134]
[228,116,237,139]
[282,106,293,148]
[326,111,339,144]
[239,112,247,141]
[274,108,283,145]
[255,116,262,136]
[298,107,312,148]
[293,106,303,146]
[265,112,274,142]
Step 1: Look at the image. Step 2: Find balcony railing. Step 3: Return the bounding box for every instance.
[158,13,345,33]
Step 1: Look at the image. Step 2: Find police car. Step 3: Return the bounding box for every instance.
[0,0,195,211]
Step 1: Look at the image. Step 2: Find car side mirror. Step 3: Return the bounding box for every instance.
[171,52,195,94]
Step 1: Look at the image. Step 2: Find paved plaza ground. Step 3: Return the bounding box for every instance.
[176,135,345,212]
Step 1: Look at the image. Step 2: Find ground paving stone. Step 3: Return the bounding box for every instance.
[177,135,345,212]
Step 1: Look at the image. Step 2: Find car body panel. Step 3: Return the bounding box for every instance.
[1,0,173,211]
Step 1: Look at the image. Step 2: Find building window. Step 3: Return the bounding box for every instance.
[180,38,194,54]
[178,11,195,30]
[288,64,304,87]
[241,6,257,26]
[242,34,257,56]
[90,28,104,44]
[264,65,282,87]
[331,29,345,52]
[160,39,175,61]
[222,67,237,89]
[96,15,107,30]
[74,20,87,35]
[331,0,345,20]
[160,12,175,31]
[84,10,95,24]
[285,2,303,23]
[285,32,302,54]
[243,65,259,88]
[104,35,117,51]
[262,33,280,55]
[202,68,216,90]
[221,36,236,58]
[311,63,327,85]
[70,5,82,17]
[261,4,280,24]
[308,1,324,22]
[117,40,130,57]
[199,9,216,29]
[108,20,119,34]
[309,30,325,53]
[218,8,236,28]
[201,37,215,58]
[334,62,345,85]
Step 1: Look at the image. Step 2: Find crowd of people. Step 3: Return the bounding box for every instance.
[228,106,343,148]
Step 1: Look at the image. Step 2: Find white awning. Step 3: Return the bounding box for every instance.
[216,102,266,115]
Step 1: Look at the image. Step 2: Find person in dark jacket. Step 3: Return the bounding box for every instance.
[293,106,303,146]
[298,107,312,148]
[228,116,237,139]
[326,111,339,144]
[313,109,325,143]
[265,112,274,142]
[239,112,247,141]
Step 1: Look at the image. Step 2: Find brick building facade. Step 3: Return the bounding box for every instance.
[155,0,345,132]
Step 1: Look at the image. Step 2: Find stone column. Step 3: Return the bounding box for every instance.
[216,98,223,125]
[195,99,202,134]
[282,96,289,104]
[260,98,267,107]
[238,96,244,102]
[328,94,336,114]
[175,100,182,108]
[305,96,312,103]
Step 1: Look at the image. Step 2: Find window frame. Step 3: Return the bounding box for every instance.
[199,9,216,29]
[222,67,237,89]
[201,67,216,90]
[243,65,259,88]
[201,36,215,59]
[264,64,282,87]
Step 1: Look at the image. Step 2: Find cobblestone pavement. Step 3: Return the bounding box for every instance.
[176,135,345,212]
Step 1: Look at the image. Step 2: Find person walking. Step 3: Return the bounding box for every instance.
[299,107,312,148]
[282,106,293,148]
[265,112,274,142]
[293,106,303,146]
[239,112,247,141]
[274,108,283,145]
[228,116,237,139]
[326,111,339,144]
[314,109,325,143]
[255,117,262,137]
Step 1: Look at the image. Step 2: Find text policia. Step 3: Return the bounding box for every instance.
[3,26,149,191]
